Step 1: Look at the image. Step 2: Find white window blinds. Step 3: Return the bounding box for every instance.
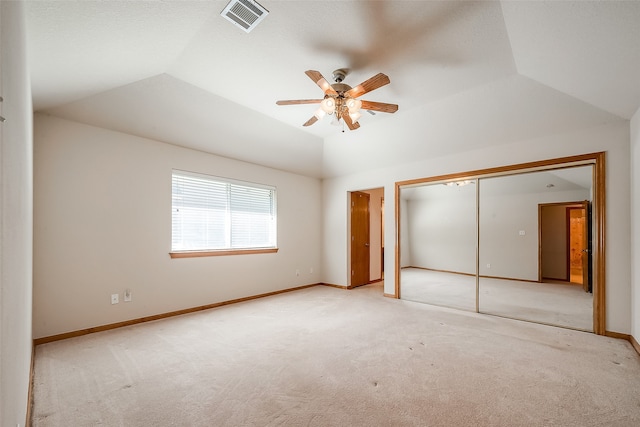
[172,170,276,251]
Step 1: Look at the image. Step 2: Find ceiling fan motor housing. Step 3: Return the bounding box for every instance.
[330,83,352,94]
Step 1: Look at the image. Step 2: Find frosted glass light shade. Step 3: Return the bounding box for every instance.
[346,98,362,113]
[321,98,336,114]
[314,108,326,119]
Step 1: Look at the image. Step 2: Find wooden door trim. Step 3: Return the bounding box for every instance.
[580,201,591,292]
[380,197,385,280]
[593,154,605,335]
[395,152,606,335]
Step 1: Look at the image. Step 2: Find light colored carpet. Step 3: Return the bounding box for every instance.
[401,268,593,331]
[32,283,640,426]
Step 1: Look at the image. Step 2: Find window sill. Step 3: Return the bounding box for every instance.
[169,248,278,259]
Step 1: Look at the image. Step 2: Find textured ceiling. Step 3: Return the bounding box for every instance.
[26,1,640,178]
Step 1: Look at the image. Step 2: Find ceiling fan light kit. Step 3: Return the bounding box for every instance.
[276,69,399,131]
[320,97,336,114]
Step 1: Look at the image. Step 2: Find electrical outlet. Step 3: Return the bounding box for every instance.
[519,230,526,236]
[111,294,119,304]
[486,263,491,269]
[124,289,132,302]
[310,267,313,274]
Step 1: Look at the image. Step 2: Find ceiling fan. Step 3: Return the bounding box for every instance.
[276,69,398,131]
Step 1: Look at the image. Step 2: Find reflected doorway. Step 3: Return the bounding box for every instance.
[539,201,591,292]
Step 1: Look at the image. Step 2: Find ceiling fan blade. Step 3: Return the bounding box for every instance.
[342,112,360,131]
[303,116,319,127]
[360,100,398,114]
[345,73,390,98]
[305,70,338,96]
[276,99,323,105]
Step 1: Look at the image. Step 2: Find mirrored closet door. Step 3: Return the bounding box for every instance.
[396,154,603,333]
[398,181,477,312]
[477,166,594,331]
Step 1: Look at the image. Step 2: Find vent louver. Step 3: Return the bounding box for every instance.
[221,0,269,33]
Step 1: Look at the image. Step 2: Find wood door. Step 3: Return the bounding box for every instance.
[350,192,370,287]
[540,204,569,281]
[567,203,591,292]
[568,206,585,286]
[581,201,592,292]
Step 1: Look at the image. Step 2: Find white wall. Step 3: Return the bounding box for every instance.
[631,107,640,343]
[322,121,631,334]
[0,1,33,426]
[33,114,322,339]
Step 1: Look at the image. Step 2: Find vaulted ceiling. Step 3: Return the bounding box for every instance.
[26,1,640,178]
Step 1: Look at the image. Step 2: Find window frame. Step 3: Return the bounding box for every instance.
[170,169,278,259]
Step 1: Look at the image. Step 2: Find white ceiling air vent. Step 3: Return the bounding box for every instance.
[221,0,269,33]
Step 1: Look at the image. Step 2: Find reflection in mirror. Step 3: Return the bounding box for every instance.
[399,180,476,311]
[477,166,594,331]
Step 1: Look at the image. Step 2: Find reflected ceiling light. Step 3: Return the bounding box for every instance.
[445,180,474,187]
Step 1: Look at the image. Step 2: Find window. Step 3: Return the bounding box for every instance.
[171,170,277,257]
